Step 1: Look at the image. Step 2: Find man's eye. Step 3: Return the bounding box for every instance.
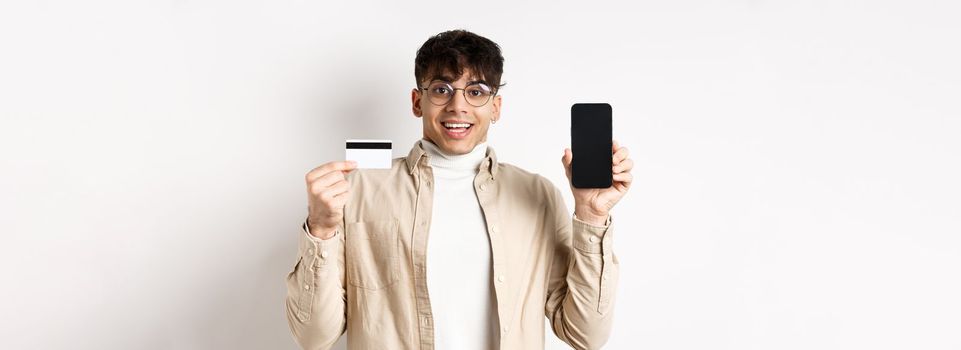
[433,87,450,94]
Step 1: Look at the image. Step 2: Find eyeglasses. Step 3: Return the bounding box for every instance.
[418,80,498,107]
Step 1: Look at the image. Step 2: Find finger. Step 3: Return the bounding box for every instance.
[313,161,357,179]
[309,173,346,196]
[612,139,620,152]
[307,161,357,182]
[331,179,351,194]
[613,146,630,165]
[614,180,630,193]
[613,172,633,184]
[613,173,632,193]
[322,180,350,200]
[312,168,347,188]
[613,158,634,174]
[330,190,351,208]
[562,148,573,179]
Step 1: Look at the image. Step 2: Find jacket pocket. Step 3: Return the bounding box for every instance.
[346,219,400,290]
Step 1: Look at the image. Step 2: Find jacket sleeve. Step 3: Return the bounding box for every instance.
[544,187,619,350]
[285,218,347,350]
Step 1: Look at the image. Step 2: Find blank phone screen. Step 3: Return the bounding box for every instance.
[571,103,612,188]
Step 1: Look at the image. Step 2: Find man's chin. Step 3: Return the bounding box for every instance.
[438,139,475,155]
[444,144,473,155]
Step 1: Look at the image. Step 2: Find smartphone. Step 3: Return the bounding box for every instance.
[571,103,613,188]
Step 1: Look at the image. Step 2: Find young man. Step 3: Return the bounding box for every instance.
[287,29,634,350]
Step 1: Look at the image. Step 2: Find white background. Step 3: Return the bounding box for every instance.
[2,0,959,349]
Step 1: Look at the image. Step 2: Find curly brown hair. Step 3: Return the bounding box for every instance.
[414,29,505,91]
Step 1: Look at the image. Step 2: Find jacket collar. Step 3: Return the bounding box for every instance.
[406,139,499,179]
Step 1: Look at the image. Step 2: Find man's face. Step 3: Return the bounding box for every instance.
[411,70,502,155]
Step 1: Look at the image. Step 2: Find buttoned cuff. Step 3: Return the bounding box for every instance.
[300,219,342,267]
[572,214,613,255]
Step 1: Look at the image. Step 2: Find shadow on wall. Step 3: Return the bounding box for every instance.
[303,46,418,155]
[162,54,403,349]
[271,55,405,349]
[280,53,409,349]
[281,56,399,350]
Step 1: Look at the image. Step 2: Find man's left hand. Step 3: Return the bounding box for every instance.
[561,140,634,226]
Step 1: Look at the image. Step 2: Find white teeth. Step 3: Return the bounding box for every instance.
[443,122,472,128]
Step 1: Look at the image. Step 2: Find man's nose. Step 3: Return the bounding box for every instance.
[445,90,470,114]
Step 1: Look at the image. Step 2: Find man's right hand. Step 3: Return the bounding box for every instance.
[305,160,357,239]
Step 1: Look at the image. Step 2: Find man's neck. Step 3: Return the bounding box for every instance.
[421,139,488,172]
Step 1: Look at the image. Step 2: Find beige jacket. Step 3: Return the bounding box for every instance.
[286,141,619,350]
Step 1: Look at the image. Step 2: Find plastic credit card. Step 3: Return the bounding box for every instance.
[345,139,392,169]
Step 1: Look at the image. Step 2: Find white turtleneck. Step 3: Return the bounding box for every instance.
[421,139,498,350]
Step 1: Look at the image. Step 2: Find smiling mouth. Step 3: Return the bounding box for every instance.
[441,121,473,130]
[440,121,473,139]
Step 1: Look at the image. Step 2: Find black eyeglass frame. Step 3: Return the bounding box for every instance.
[417,80,504,107]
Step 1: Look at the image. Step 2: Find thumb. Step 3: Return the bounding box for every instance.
[562,148,572,167]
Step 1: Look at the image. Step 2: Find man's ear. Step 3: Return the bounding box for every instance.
[411,88,423,118]
[491,94,502,121]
